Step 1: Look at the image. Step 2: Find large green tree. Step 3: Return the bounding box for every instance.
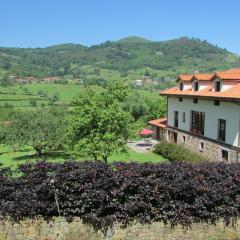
[68,82,133,162]
[122,91,150,120]
[7,108,66,156]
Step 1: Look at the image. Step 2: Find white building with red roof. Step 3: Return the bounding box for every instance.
[149,68,240,162]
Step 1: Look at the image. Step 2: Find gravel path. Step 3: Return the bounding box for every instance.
[127,139,159,153]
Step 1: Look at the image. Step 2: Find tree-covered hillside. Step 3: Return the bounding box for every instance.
[0,37,239,78]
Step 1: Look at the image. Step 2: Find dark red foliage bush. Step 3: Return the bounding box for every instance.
[0,161,240,231]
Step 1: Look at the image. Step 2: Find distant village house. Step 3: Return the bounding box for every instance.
[15,77,39,84]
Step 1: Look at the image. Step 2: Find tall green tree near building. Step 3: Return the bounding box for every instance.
[68,81,134,162]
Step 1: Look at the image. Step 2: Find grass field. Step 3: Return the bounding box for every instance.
[14,84,102,102]
[0,83,163,108]
[0,144,166,170]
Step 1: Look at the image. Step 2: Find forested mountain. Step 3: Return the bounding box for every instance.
[0,37,239,78]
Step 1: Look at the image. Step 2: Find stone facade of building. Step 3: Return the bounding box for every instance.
[166,127,239,162]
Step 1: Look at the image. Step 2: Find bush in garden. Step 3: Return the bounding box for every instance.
[0,161,240,232]
[153,141,207,163]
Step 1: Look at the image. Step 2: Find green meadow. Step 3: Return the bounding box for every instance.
[0,144,166,170]
[0,83,162,108]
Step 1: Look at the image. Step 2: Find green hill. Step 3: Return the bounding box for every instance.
[117,36,151,43]
[0,36,239,79]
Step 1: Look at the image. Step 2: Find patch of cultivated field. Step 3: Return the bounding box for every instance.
[0,84,162,108]
[16,84,102,102]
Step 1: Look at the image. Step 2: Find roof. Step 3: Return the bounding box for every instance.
[161,82,240,100]
[193,73,215,81]
[148,118,167,128]
[161,68,240,100]
[178,74,194,81]
[177,68,240,82]
[215,72,240,80]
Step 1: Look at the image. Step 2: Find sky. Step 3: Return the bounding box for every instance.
[1,0,240,54]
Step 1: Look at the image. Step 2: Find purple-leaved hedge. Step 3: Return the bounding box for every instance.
[0,161,240,231]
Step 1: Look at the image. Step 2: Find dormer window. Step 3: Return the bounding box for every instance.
[179,82,183,91]
[215,81,221,92]
[193,81,199,91]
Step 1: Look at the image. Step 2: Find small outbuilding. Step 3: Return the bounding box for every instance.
[148,118,167,141]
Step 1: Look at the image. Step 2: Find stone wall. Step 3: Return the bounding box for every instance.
[167,128,239,162]
[0,217,240,240]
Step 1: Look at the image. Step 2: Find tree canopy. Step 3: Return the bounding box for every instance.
[68,82,134,162]
[6,108,66,156]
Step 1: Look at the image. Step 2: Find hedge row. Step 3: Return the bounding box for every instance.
[153,142,207,163]
[0,161,240,231]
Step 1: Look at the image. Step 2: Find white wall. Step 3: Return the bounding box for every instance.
[221,80,238,91]
[212,79,238,91]
[180,81,192,90]
[167,97,240,147]
[181,80,212,91]
[198,81,210,91]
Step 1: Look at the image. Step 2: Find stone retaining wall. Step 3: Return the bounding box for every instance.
[0,217,240,240]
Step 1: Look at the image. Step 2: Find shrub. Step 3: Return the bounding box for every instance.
[3,102,13,108]
[1,161,240,232]
[29,99,37,107]
[153,141,206,163]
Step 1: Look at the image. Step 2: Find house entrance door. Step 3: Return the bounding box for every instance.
[173,132,177,143]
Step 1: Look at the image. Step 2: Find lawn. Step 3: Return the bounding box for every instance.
[0,144,166,170]
[109,149,166,163]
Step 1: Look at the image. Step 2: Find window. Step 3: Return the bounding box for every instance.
[182,135,186,143]
[179,82,183,91]
[215,81,221,92]
[193,98,198,104]
[218,119,226,142]
[199,141,204,151]
[221,149,228,161]
[182,112,185,123]
[179,97,183,102]
[174,111,179,128]
[191,111,205,135]
[193,82,199,91]
[214,100,220,106]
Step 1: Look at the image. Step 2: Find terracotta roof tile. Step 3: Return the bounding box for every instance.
[160,83,240,100]
[215,72,240,80]
[148,118,167,128]
[177,68,240,82]
[178,74,194,81]
[162,68,240,99]
[193,73,215,81]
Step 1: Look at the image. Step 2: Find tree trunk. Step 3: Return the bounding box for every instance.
[103,156,108,164]
[34,147,42,157]
[93,155,98,161]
